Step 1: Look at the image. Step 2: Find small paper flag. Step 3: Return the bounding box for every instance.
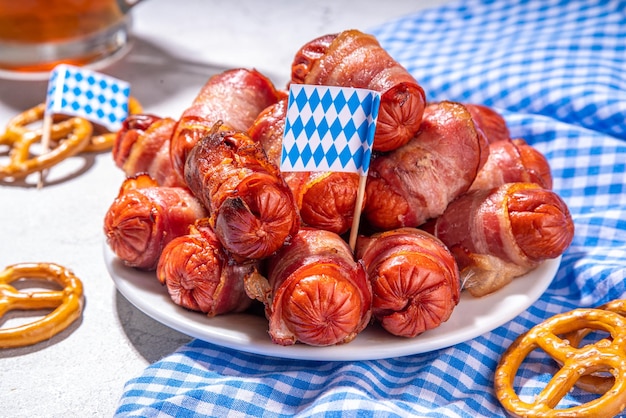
[280,84,380,176]
[45,64,130,132]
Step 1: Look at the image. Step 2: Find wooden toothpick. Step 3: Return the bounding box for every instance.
[348,173,368,252]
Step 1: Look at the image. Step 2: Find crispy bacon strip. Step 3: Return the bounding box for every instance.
[470,138,553,191]
[423,182,574,297]
[247,98,288,164]
[113,114,184,187]
[356,227,460,338]
[364,101,489,230]
[112,114,161,169]
[184,127,299,261]
[157,219,255,316]
[244,228,372,346]
[103,174,207,270]
[291,29,426,152]
[464,103,511,144]
[170,68,285,183]
[248,98,362,234]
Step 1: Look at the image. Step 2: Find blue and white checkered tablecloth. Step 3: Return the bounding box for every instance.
[115,1,626,416]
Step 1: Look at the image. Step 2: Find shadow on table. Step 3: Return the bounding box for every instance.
[0,152,100,189]
[0,310,85,358]
[115,290,192,363]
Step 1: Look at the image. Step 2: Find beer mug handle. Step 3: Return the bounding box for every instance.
[117,0,144,13]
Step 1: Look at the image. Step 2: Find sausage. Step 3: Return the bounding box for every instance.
[364,101,489,230]
[464,103,511,144]
[170,68,286,183]
[423,182,575,297]
[113,114,162,169]
[184,127,300,261]
[248,97,363,235]
[157,218,256,316]
[103,174,207,270]
[470,138,553,191]
[113,114,183,187]
[244,227,372,346]
[291,29,426,152]
[356,227,460,338]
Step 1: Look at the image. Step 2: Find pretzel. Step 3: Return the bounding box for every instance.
[0,97,143,179]
[3,97,142,152]
[1,110,92,179]
[494,307,626,418]
[0,263,84,349]
[561,299,626,394]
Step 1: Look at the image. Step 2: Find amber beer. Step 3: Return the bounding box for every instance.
[0,0,133,74]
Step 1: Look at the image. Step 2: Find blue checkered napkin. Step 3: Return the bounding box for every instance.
[115,1,626,417]
[372,0,626,141]
[45,64,130,132]
[281,84,380,175]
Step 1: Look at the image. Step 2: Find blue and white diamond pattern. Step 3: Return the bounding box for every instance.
[45,64,130,132]
[281,84,380,175]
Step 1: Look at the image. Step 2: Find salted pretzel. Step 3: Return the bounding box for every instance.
[0,97,142,179]
[0,263,84,349]
[494,306,626,418]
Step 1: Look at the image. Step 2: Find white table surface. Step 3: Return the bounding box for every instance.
[0,1,449,416]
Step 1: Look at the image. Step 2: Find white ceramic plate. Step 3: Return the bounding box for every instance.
[104,243,560,361]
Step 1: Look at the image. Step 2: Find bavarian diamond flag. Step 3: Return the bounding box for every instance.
[281,84,380,175]
[45,64,130,132]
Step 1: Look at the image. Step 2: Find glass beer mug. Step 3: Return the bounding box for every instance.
[0,0,142,78]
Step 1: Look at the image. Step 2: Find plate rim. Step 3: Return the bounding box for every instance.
[104,241,560,361]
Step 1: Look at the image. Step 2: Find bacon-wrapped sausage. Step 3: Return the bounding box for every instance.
[356,227,460,338]
[170,68,285,183]
[157,218,256,316]
[247,98,288,165]
[285,171,361,234]
[364,101,489,230]
[464,103,511,144]
[184,127,299,261]
[470,138,553,191]
[423,182,574,297]
[113,114,183,187]
[104,174,207,270]
[248,98,362,234]
[113,114,161,168]
[291,29,426,152]
[244,227,372,346]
